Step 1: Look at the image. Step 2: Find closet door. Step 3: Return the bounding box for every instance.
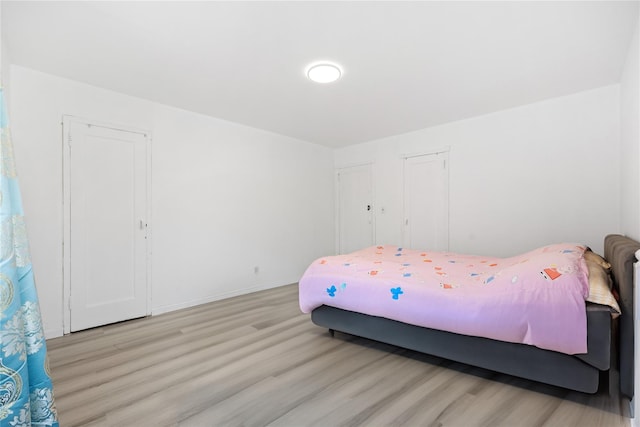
[64,119,150,332]
[336,164,374,254]
[402,152,449,251]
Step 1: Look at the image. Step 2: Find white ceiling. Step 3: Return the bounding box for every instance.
[2,1,639,147]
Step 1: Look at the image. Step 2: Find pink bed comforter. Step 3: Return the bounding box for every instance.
[299,243,590,355]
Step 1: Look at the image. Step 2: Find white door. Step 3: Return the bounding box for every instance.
[337,164,374,254]
[65,120,149,332]
[403,152,449,251]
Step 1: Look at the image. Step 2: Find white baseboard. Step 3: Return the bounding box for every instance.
[44,327,64,340]
[151,282,290,316]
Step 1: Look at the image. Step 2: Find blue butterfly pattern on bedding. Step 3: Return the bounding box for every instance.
[390,287,404,300]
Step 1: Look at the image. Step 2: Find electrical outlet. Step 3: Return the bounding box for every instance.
[254,266,259,274]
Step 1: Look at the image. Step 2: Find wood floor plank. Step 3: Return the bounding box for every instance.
[55,317,311,425]
[47,283,631,427]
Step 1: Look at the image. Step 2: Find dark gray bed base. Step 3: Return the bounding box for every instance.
[312,304,610,393]
[310,234,639,396]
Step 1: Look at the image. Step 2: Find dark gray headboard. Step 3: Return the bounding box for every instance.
[604,234,640,400]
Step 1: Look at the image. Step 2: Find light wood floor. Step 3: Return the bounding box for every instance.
[47,283,631,427]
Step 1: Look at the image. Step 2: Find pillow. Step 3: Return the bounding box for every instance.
[585,259,620,318]
[584,249,611,270]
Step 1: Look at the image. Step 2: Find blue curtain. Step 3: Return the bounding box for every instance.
[0,88,58,426]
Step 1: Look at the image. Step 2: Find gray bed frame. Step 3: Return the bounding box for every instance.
[310,234,639,397]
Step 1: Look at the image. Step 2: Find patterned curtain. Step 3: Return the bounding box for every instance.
[0,87,58,426]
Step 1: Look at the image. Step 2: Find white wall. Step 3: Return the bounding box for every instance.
[619,15,640,427]
[0,3,2,81]
[336,85,621,258]
[621,20,640,242]
[6,51,628,339]
[0,3,11,95]
[9,65,334,338]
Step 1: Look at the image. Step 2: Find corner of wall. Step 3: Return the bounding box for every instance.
[1,5,12,106]
[622,11,640,427]
[620,15,640,242]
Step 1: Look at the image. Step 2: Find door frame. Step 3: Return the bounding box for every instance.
[61,115,153,334]
[335,162,375,255]
[401,147,450,251]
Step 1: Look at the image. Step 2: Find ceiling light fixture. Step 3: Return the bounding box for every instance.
[306,62,342,83]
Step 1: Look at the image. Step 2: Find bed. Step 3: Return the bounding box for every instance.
[299,234,640,396]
